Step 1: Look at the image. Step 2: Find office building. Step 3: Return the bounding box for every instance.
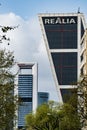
[39,13,86,102]
[38,92,49,106]
[17,63,38,129]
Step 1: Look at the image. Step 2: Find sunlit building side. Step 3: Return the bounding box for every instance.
[80,28,87,75]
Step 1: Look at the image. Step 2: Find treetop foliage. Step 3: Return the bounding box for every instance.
[0,25,18,44]
[25,100,81,130]
[0,25,18,129]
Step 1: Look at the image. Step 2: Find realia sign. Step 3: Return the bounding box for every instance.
[43,16,77,25]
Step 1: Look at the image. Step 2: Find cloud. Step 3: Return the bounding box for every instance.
[0,13,58,101]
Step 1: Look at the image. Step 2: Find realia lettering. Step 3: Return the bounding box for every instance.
[44,17,76,24]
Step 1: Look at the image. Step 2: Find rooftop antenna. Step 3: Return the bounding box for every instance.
[78,7,80,13]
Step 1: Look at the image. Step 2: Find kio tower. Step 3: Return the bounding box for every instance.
[39,13,86,102]
[16,63,38,129]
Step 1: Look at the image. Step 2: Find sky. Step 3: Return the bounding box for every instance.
[0,0,87,101]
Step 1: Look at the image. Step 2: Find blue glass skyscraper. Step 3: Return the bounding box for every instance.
[16,63,38,129]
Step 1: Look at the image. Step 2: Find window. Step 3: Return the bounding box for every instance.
[51,52,77,85]
[43,16,77,49]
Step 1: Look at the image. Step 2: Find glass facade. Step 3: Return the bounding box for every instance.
[39,13,86,102]
[18,102,32,127]
[38,92,49,106]
[18,75,33,98]
[42,16,78,86]
[51,52,77,85]
[60,88,74,102]
[18,74,33,128]
[42,16,77,49]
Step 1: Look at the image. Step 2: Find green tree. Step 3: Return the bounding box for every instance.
[0,25,18,45]
[0,26,18,130]
[25,98,81,130]
[25,101,61,130]
[0,49,17,130]
[58,76,87,130]
[59,103,81,130]
[57,88,81,130]
[25,76,87,130]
